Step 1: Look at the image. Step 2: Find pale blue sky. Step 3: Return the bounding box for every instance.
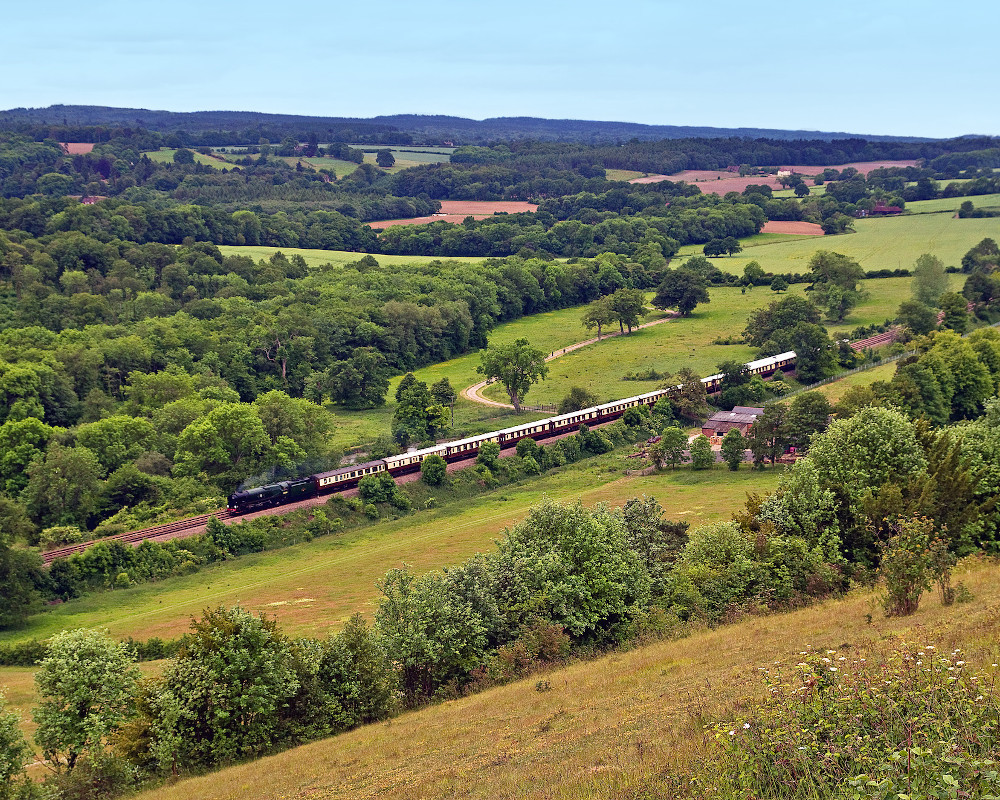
[3,0,997,138]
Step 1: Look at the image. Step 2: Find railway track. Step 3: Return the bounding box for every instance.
[41,510,233,564]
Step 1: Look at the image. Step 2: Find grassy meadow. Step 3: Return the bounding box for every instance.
[479,276,961,406]
[142,149,232,169]
[127,555,1000,800]
[0,458,781,647]
[675,212,1000,275]
[904,192,1000,214]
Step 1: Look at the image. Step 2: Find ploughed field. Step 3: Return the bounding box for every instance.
[630,160,921,194]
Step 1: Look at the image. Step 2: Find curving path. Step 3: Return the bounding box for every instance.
[462,312,678,409]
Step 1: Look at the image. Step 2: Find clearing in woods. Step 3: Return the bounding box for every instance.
[143,149,233,169]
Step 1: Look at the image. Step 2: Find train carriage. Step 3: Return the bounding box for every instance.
[228,350,799,515]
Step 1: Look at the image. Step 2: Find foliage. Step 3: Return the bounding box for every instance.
[157,606,299,767]
[492,498,652,645]
[558,386,599,414]
[806,250,868,322]
[720,428,746,471]
[0,693,34,800]
[878,516,946,617]
[700,643,1000,800]
[32,629,140,772]
[477,338,548,413]
[689,434,714,470]
[420,454,447,486]
[911,253,949,307]
[652,268,710,316]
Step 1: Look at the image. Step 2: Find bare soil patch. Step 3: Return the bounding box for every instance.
[631,160,920,195]
[439,200,537,214]
[369,200,539,230]
[61,143,94,154]
[760,220,824,235]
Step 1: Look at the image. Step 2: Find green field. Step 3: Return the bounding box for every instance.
[681,213,1000,275]
[143,149,232,169]
[809,360,900,404]
[607,169,649,182]
[289,156,363,177]
[477,277,955,406]
[905,192,1000,214]
[215,245,481,270]
[771,184,826,197]
[0,458,781,647]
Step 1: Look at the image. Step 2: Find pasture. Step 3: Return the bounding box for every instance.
[0,458,782,647]
[808,360,899,404]
[905,192,1000,214]
[214,245,481,269]
[142,149,232,169]
[129,556,1000,800]
[477,277,952,406]
[677,213,1000,275]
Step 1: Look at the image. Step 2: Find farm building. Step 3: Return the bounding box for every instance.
[701,406,764,442]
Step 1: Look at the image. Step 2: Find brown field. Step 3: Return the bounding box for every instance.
[439,200,538,215]
[61,143,94,154]
[368,200,539,230]
[760,220,824,235]
[631,160,921,195]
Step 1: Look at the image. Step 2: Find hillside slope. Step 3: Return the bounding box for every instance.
[134,558,1000,800]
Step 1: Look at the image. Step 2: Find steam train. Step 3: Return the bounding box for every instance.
[226,351,797,514]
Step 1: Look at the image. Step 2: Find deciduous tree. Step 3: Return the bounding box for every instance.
[477,338,548,413]
[33,629,140,772]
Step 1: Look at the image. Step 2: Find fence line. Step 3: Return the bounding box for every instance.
[784,319,1000,399]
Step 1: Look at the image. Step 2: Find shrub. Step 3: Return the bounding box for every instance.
[420,454,447,486]
[878,516,940,617]
[476,441,501,471]
[690,434,714,469]
[357,473,396,504]
[699,643,1000,799]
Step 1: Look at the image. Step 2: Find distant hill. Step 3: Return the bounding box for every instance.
[0,105,936,144]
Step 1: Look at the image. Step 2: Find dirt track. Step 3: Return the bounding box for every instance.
[462,312,678,409]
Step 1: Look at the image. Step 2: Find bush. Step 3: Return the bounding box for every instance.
[420,454,447,486]
[689,434,714,469]
[358,473,397,504]
[476,442,501,471]
[699,643,1000,799]
[622,405,651,427]
[878,516,946,617]
[521,455,541,475]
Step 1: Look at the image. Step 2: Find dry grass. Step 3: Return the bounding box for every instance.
[133,557,1000,800]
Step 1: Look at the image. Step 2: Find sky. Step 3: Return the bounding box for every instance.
[3,0,997,139]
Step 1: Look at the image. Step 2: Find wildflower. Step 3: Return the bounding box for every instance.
[729,730,735,736]
[956,661,966,666]
[743,723,750,729]
[829,667,838,672]
[827,650,836,654]
[822,657,831,663]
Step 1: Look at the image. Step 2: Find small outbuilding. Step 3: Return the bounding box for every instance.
[701,406,764,443]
